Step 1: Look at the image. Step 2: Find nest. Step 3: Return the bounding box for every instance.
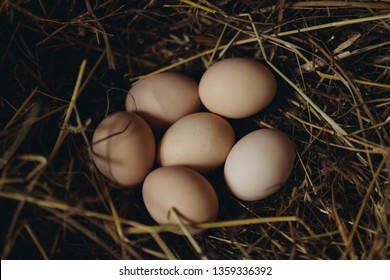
[0,0,389,260]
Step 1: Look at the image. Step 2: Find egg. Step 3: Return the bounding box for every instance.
[142,166,218,235]
[158,112,235,173]
[199,58,276,119]
[224,128,295,201]
[126,72,200,132]
[91,112,155,187]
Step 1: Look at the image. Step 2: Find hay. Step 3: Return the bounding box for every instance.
[0,0,389,259]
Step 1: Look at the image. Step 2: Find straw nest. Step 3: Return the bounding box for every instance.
[1,1,389,259]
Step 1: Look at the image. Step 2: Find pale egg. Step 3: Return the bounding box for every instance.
[224,128,295,201]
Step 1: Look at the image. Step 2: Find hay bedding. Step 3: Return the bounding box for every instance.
[0,0,389,260]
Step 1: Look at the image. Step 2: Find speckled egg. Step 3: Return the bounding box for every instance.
[158,112,235,173]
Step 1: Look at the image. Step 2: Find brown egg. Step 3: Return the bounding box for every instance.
[126,72,200,132]
[199,58,276,119]
[158,112,235,173]
[91,112,155,188]
[142,166,219,235]
[224,128,295,201]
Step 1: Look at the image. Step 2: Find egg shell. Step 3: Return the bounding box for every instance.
[125,72,200,131]
[91,112,155,188]
[142,166,219,235]
[199,58,276,119]
[224,128,295,201]
[158,112,235,173]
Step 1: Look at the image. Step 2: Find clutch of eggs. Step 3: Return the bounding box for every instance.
[91,57,295,234]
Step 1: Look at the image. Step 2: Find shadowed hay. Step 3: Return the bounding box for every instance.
[0,1,389,259]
